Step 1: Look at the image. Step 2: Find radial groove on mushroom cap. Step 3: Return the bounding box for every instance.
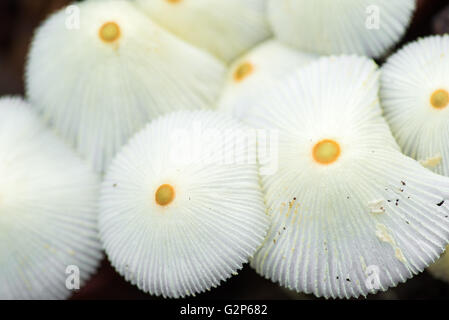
[217,40,317,120]
[268,0,416,58]
[0,97,102,300]
[25,0,226,173]
[242,56,449,298]
[99,110,269,298]
[135,0,271,63]
[381,35,449,177]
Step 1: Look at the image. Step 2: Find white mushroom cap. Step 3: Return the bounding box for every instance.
[135,0,271,63]
[380,35,449,283]
[99,110,269,298]
[0,97,102,300]
[217,39,318,120]
[268,0,416,58]
[26,0,226,173]
[381,35,449,176]
[242,56,449,298]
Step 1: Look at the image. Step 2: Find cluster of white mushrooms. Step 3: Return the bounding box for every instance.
[3,0,449,299]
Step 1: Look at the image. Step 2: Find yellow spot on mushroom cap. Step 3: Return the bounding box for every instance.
[99,22,121,43]
[312,139,341,165]
[375,223,407,264]
[233,62,254,82]
[420,154,442,169]
[166,0,182,3]
[155,184,175,206]
[430,89,449,109]
[368,199,386,214]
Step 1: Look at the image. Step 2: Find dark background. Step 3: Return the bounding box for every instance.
[2,0,449,300]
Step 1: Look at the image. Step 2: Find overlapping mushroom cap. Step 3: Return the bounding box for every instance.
[136,0,271,63]
[241,56,449,298]
[26,0,226,173]
[380,35,449,283]
[217,40,317,120]
[268,0,416,58]
[0,97,102,299]
[99,110,269,298]
[381,35,449,176]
